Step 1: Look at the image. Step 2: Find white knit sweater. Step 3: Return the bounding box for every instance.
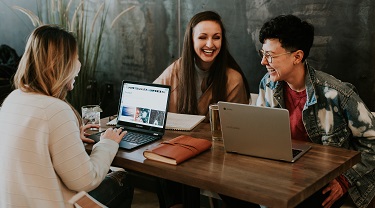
[0,90,119,207]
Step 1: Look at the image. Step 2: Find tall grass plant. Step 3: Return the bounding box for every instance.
[12,0,134,111]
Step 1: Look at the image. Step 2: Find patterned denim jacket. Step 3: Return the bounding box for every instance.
[257,63,375,208]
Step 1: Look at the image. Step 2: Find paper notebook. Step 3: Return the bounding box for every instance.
[165,112,205,131]
[107,112,205,131]
[106,118,117,125]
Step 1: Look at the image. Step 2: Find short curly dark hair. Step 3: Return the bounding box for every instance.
[259,14,314,62]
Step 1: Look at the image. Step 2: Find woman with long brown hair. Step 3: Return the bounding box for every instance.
[154,10,250,119]
[154,11,258,208]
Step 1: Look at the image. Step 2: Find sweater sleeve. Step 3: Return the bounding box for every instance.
[48,101,119,192]
[154,61,180,113]
[226,68,249,104]
[154,61,177,85]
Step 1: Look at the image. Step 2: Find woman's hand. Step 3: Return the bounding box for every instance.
[322,179,344,208]
[101,127,127,144]
[80,124,99,143]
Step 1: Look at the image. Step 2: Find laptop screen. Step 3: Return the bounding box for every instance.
[116,81,170,135]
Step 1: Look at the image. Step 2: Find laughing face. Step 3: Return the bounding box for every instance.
[260,38,295,83]
[192,20,222,70]
[66,56,81,91]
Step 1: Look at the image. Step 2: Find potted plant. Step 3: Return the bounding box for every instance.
[12,0,135,111]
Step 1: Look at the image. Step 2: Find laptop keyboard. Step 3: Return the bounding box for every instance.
[292,149,302,157]
[122,132,157,145]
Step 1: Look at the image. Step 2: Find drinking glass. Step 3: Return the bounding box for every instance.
[209,104,222,141]
[81,105,102,130]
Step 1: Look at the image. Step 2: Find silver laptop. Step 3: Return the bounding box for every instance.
[218,101,311,162]
[89,80,170,150]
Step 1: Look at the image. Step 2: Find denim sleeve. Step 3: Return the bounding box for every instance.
[342,91,375,183]
[257,73,282,108]
[257,76,267,107]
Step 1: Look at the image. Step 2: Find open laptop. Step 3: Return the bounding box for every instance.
[89,80,170,150]
[218,101,311,162]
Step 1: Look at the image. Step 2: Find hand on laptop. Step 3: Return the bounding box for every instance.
[80,124,100,143]
[101,128,127,144]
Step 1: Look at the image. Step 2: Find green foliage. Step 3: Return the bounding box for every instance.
[12,0,134,111]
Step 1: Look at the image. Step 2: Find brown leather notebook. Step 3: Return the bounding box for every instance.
[143,135,212,165]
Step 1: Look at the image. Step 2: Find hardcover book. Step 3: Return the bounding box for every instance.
[143,135,212,165]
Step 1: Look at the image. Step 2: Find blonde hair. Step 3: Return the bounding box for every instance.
[14,25,82,125]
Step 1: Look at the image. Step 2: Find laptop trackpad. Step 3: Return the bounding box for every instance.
[119,141,138,149]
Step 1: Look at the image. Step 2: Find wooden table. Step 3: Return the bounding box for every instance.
[85,118,361,208]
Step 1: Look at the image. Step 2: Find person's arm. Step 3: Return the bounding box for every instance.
[225,68,249,104]
[48,102,120,192]
[154,61,180,113]
[256,73,271,107]
[80,123,98,143]
[153,61,178,85]
[322,179,346,208]
[342,92,375,183]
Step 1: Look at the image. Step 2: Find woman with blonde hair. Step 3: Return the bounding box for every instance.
[0,25,133,207]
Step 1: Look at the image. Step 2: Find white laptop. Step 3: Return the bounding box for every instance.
[218,101,311,162]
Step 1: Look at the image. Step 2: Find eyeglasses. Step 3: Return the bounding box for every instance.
[258,49,293,63]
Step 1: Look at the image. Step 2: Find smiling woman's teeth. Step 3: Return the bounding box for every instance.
[203,49,213,54]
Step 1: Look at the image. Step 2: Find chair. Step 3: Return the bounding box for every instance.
[250,93,258,105]
[0,83,12,105]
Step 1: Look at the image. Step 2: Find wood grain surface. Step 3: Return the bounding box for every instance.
[85,118,361,208]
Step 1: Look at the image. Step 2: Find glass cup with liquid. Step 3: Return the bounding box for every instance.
[209,104,222,141]
[81,105,102,130]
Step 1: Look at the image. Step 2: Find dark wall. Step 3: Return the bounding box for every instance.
[176,0,375,111]
[1,0,375,111]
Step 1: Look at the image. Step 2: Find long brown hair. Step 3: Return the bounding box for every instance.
[14,25,82,125]
[177,11,250,114]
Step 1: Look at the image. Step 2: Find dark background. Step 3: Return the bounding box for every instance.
[1,0,374,113]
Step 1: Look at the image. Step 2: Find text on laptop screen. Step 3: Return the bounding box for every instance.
[118,83,169,128]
